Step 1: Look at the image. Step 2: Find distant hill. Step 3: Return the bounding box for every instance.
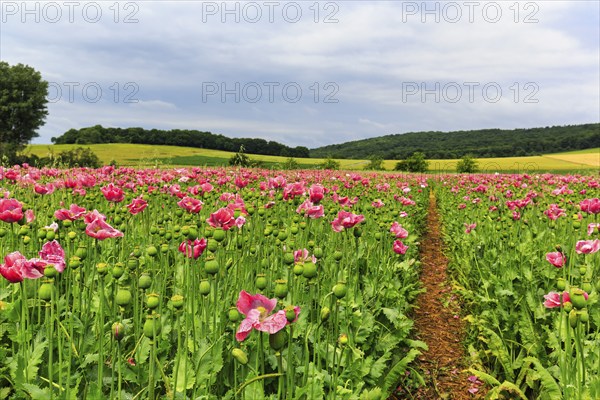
[51,125,310,158]
[310,124,600,159]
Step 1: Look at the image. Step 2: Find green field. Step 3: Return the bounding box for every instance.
[25,144,599,172]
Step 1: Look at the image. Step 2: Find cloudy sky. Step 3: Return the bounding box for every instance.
[1,1,599,148]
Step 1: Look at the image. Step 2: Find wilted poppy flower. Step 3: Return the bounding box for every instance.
[235,290,299,342]
[546,252,566,268]
[464,223,477,234]
[575,239,600,254]
[331,211,365,232]
[85,218,124,240]
[178,238,207,259]
[54,204,87,221]
[588,223,600,236]
[393,240,409,255]
[206,207,236,230]
[177,196,203,214]
[0,198,23,223]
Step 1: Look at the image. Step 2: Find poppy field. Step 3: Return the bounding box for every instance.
[0,165,598,399]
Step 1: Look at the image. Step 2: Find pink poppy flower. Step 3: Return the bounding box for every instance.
[34,183,55,195]
[309,184,324,203]
[393,240,409,255]
[85,218,124,240]
[575,239,600,254]
[464,223,477,234]
[54,204,87,221]
[178,238,207,259]
[206,207,236,230]
[0,198,23,223]
[36,240,66,273]
[371,199,385,208]
[390,222,408,239]
[331,211,365,232]
[306,204,324,219]
[543,204,566,220]
[101,183,124,202]
[84,210,107,224]
[25,209,35,223]
[543,291,563,308]
[546,252,566,268]
[177,196,203,214]
[294,249,316,264]
[235,216,246,229]
[235,290,300,341]
[127,196,148,215]
[588,223,600,236]
[580,198,600,214]
[0,252,43,283]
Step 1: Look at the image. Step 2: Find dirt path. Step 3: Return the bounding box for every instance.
[395,190,478,399]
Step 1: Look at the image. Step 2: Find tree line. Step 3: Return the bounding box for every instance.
[310,124,600,159]
[51,125,310,158]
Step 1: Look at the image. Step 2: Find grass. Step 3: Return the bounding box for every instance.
[24,144,599,172]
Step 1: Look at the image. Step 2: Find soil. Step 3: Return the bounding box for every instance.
[390,191,482,399]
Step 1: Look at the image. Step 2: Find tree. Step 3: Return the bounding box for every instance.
[456,154,479,173]
[0,62,49,162]
[365,155,385,170]
[319,156,340,170]
[394,152,429,173]
[229,145,251,167]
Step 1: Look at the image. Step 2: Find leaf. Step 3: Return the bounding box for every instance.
[382,348,420,393]
[359,387,384,400]
[467,368,501,386]
[20,383,50,400]
[369,352,391,380]
[172,356,196,392]
[523,357,562,399]
[0,387,11,399]
[487,381,527,400]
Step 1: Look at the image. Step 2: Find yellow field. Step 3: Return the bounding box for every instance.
[25,144,599,172]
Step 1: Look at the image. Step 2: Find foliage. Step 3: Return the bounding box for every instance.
[394,152,429,173]
[51,125,310,158]
[53,147,102,168]
[310,123,600,160]
[365,156,385,171]
[228,145,251,167]
[319,156,340,170]
[0,62,49,163]
[456,154,479,173]
[0,166,431,398]
[280,157,300,170]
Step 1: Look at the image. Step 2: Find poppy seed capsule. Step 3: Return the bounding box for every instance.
[269,329,288,351]
[115,289,132,306]
[274,280,288,299]
[232,348,248,365]
[255,274,267,290]
[582,281,592,293]
[556,278,566,291]
[112,264,124,279]
[333,282,348,299]
[171,295,184,309]
[138,273,152,290]
[333,251,343,261]
[302,262,317,279]
[146,293,160,309]
[38,282,53,302]
[293,263,304,276]
[283,252,295,265]
[44,265,58,278]
[570,288,587,309]
[285,307,297,322]
[199,280,211,296]
[96,263,109,275]
[143,315,161,339]
[228,307,241,322]
[213,229,226,242]
[69,256,81,269]
[579,309,589,323]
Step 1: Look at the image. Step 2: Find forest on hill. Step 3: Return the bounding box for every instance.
[51,125,310,158]
[310,124,600,159]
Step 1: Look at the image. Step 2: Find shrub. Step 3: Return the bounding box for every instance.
[394,152,429,173]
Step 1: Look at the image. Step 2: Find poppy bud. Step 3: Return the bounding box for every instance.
[146,246,158,257]
[556,278,566,291]
[333,282,348,299]
[320,307,330,322]
[579,309,589,323]
[205,259,220,275]
[228,307,241,322]
[338,333,349,346]
[569,309,579,328]
[232,348,248,365]
[112,322,126,341]
[283,252,295,265]
[581,281,592,293]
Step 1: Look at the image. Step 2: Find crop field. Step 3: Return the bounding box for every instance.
[25,144,600,172]
[0,164,598,399]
